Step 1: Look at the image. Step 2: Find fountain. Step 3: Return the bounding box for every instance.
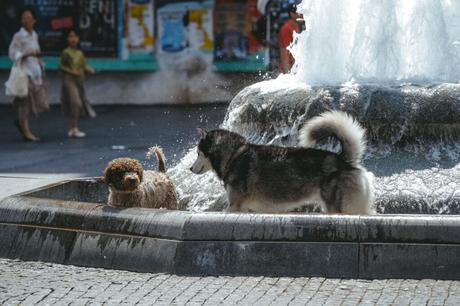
[170,0,460,214]
[1,0,460,279]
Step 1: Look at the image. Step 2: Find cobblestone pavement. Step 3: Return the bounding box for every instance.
[1,259,460,306]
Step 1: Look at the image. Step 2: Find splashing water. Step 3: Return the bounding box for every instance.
[169,149,227,211]
[290,0,460,84]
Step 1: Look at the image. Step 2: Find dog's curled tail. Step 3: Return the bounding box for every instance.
[147,146,167,173]
[299,111,366,166]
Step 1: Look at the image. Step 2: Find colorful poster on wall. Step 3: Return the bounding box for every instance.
[214,0,264,62]
[156,1,214,56]
[126,0,154,54]
[0,0,117,58]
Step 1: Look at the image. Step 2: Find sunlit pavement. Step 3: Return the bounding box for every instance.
[0,104,227,198]
[1,259,459,305]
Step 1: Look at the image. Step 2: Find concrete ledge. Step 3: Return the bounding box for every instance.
[1,195,459,244]
[0,180,460,279]
[359,243,460,280]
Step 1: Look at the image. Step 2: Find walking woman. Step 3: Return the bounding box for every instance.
[8,8,48,141]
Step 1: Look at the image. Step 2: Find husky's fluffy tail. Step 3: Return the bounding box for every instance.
[299,111,366,166]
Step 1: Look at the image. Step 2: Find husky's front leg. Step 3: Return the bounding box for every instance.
[225,187,246,213]
[226,202,241,212]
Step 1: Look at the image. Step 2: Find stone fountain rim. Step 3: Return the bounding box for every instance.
[1,178,459,245]
[1,178,460,279]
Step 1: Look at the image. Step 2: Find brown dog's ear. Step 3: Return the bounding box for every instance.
[102,167,112,186]
[197,128,207,139]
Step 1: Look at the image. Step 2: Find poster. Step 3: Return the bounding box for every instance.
[0,0,118,58]
[157,1,214,55]
[126,0,154,54]
[214,0,264,61]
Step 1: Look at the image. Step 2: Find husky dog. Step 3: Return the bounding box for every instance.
[190,111,374,214]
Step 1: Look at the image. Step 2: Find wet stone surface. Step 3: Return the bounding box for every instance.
[1,259,460,305]
[223,81,460,143]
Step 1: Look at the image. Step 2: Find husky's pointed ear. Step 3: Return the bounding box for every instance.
[197,128,207,139]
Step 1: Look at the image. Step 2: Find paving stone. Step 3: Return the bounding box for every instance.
[1,259,460,305]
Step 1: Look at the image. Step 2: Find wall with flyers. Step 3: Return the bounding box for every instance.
[0,0,269,72]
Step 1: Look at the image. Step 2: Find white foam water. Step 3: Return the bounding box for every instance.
[169,149,227,211]
[292,0,460,84]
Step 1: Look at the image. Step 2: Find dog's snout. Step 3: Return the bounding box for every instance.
[124,172,139,184]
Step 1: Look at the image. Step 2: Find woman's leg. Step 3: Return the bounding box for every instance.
[19,119,39,141]
[14,79,43,141]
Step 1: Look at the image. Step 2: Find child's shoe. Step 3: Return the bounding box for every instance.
[68,128,86,138]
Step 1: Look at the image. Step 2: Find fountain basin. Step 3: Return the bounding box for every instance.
[0,179,459,279]
[171,81,460,213]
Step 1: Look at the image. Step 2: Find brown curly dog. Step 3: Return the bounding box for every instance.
[103,148,178,209]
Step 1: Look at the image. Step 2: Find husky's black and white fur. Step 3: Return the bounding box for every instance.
[190,111,374,214]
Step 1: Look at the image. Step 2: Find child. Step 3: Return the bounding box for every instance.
[59,29,96,138]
